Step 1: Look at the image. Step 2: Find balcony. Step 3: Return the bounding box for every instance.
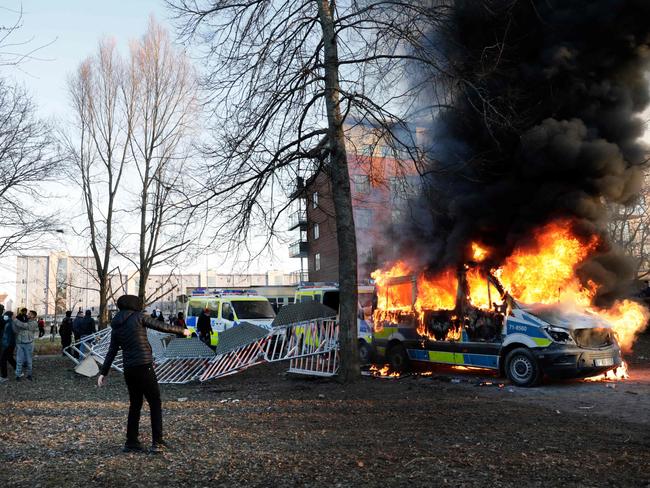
[288,209,307,231]
[289,240,309,258]
[288,176,306,199]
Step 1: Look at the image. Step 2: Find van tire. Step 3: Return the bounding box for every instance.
[505,347,542,387]
[387,343,410,374]
[358,340,373,365]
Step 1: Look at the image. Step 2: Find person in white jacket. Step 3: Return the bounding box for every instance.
[13,310,39,381]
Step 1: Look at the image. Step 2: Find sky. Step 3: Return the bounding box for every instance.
[0,1,297,298]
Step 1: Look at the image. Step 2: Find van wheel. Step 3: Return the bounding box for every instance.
[505,348,541,387]
[387,344,410,374]
[358,341,373,365]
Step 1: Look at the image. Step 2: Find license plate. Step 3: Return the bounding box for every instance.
[594,357,614,367]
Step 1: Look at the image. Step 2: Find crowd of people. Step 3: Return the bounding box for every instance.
[0,305,188,382]
[0,306,40,382]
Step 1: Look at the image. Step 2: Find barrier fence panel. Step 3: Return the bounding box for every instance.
[154,338,215,384]
[63,329,112,366]
[64,315,343,382]
[199,323,271,382]
[263,317,338,363]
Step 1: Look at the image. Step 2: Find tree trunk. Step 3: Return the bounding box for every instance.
[317,0,360,382]
[138,268,150,306]
[98,276,109,329]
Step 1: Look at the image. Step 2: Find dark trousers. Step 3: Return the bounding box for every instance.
[0,345,16,378]
[61,335,72,354]
[123,364,163,445]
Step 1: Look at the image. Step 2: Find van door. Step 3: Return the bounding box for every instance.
[221,301,235,330]
[458,278,503,369]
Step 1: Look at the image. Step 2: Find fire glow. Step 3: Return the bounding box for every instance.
[372,219,648,355]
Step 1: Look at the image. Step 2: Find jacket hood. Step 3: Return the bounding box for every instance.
[111,310,136,328]
[116,294,143,311]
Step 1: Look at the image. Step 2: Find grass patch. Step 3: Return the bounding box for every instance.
[34,338,63,355]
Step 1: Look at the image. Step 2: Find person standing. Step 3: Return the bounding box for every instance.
[59,311,74,355]
[175,312,186,329]
[75,310,96,358]
[0,304,5,338]
[72,310,84,349]
[37,317,45,338]
[196,308,212,346]
[0,311,16,382]
[97,295,190,453]
[14,310,39,381]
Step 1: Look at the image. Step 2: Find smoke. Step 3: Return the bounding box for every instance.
[392,0,650,306]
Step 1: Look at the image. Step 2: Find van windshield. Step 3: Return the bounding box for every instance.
[232,300,276,319]
[188,302,218,318]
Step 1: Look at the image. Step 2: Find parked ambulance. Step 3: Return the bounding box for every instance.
[373,269,622,386]
[185,289,276,346]
[294,282,375,363]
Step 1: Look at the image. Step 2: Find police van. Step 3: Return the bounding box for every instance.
[373,269,622,386]
[294,282,375,363]
[185,289,276,346]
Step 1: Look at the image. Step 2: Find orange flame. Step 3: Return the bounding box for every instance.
[372,219,649,353]
[584,360,629,381]
[498,220,599,306]
[471,242,489,262]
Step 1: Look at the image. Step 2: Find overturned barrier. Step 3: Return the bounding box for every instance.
[65,304,342,383]
[155,338,215,384]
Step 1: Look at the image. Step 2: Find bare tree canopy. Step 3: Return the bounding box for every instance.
[65,19,200,322]
[166,0,447,381]
[66,38,132,327]
[121,18,199,303]
[0,79,60,256]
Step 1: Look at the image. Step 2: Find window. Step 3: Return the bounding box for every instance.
[355,208,372,229]
[315,253,321,271]
[221,302,235,321]
[312,191,319,209]
[352,174,370,194]
[231,300,276,319]
[188,301,205,317]
[313,223,320,240]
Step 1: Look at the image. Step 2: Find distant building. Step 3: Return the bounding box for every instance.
[198,269,299,288]
[15,253,301,316]
[289,120,423,282]
[15,253,127,316]
[128,273,201,315]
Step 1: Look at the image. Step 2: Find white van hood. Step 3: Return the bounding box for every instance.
[519,302,612,330]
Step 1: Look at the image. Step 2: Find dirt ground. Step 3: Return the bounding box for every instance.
[1,335,650,487]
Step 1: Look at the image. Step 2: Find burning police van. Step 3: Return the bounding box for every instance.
[371,267,623,386]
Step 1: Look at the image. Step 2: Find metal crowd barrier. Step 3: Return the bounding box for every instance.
[65,315,342,383]
[63,329,112,365]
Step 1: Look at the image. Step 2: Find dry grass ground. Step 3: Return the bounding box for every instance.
[1,335,650,487]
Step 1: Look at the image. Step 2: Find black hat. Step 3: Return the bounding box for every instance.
[65,311,72,317]
[116,295,143,311]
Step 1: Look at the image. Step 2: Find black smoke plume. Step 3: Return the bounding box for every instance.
[394,0,650,306]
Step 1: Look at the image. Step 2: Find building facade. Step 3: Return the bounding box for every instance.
[289,121,423,282]
[15,253,127,316]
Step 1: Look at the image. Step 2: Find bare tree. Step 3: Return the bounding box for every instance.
[166,0,445,381]
[67,21,200,322]
[119,19,199,303]
[66,39,133,328]
[0,79,60,256]
[608,168,650,280]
